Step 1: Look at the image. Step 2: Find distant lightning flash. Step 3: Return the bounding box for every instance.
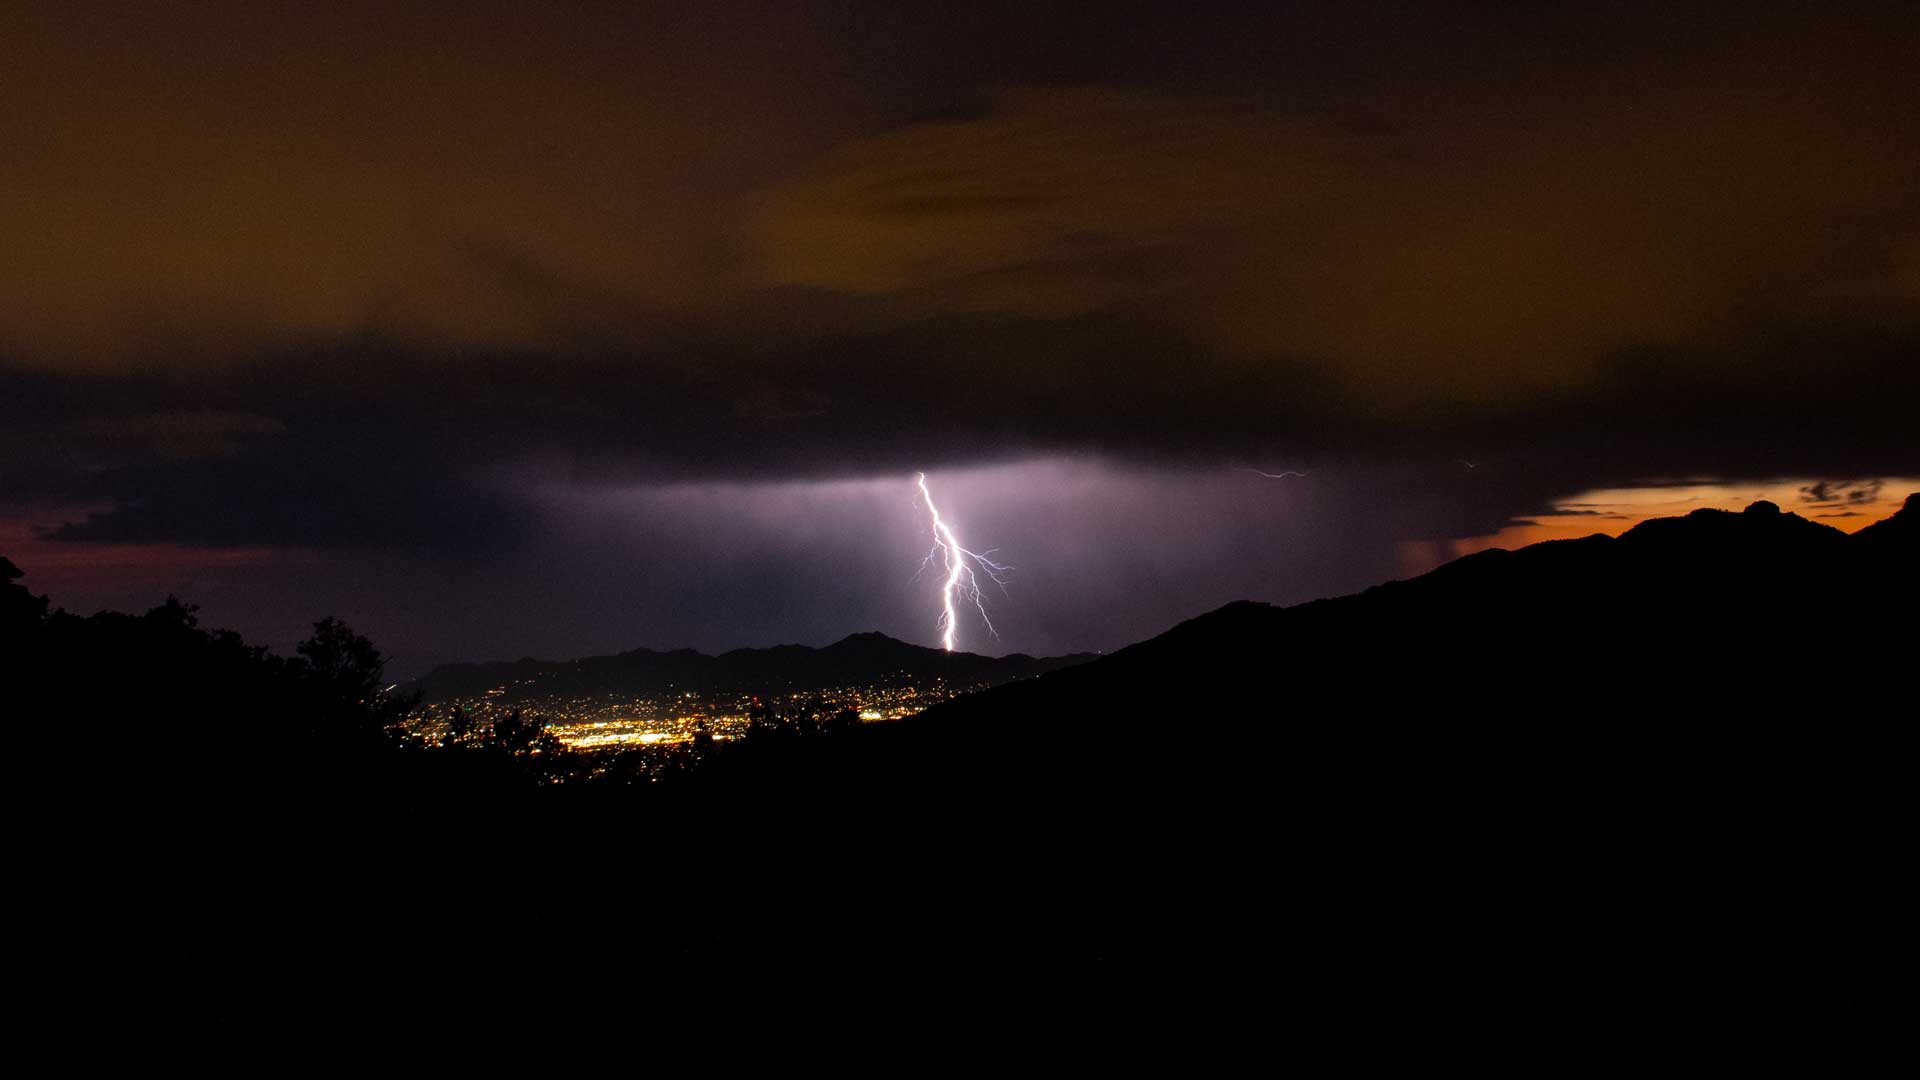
[915,472,1011,653]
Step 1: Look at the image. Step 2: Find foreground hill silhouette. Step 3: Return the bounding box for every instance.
[923,494,1915,726]
[412,630,1093,703]
[707,494,1915,805]
[10,495,1913,1040]
[657,495,1913,975]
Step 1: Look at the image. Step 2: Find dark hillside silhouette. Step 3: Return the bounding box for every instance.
[8,494,1912,1034]
[1853,490,1919,550]
[658,495,1914,978]
[731,495,1915,804]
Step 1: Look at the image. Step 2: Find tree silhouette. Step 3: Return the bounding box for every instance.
[289,615,417,745]
[299,616,387,704]
[1,556,49,635]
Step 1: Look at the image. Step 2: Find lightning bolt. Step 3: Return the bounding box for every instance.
[915,472,1011,653]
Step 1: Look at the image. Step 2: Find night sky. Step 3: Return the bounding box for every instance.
[4,3,1916,671]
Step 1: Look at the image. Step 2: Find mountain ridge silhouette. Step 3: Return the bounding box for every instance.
[860,494,1915,786]
[411,629,1095,703]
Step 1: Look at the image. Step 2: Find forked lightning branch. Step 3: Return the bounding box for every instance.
[915,473,1012,653]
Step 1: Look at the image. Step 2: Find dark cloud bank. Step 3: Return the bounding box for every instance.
[3,3,1915,660]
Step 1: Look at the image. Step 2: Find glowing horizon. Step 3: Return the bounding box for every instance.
[1446,476,1918,563]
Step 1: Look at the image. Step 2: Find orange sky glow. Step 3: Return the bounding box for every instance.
[1452,477,1918,557]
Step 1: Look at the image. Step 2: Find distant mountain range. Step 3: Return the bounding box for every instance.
[409,631,1096,703]
[416,494,1915,723]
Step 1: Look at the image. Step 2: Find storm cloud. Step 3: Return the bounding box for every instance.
[3,3,1916,659]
